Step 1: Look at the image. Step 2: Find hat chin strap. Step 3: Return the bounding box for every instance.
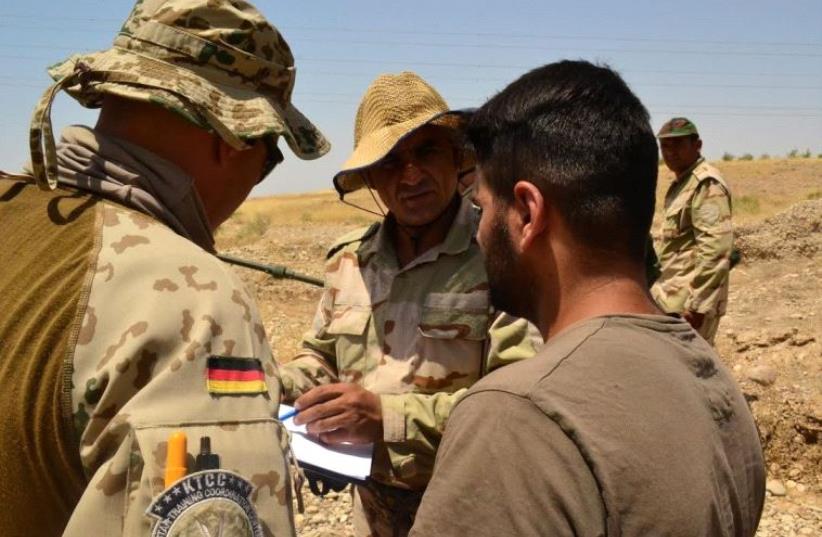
[30,71,85,190]
[342,177,460,254]
[344,174,460,235]
[29,62,251,191]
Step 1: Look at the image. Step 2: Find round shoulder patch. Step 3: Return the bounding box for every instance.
[146,470,263,537]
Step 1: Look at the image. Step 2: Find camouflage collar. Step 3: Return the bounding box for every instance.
[362,195,477,270]
[48,125,215,252]
[674,156,705,183]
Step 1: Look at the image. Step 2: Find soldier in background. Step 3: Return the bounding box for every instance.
[0,1,328,535]
[652,117,733,343]
[278,72,540,537]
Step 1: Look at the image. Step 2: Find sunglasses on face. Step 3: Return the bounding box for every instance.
[259,136,284,183]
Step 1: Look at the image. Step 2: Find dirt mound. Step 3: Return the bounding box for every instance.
[735,200,821,261]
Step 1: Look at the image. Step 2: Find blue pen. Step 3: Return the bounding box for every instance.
[278,407,299,422]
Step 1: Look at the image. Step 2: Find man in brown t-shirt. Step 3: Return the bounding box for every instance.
[409,61,765,537]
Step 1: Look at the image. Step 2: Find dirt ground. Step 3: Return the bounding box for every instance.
[217,158,821,536]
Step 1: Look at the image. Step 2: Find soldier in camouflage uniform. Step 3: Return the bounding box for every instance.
[0,1,328,536]
[278,72,541,537]
[651,117,733,343]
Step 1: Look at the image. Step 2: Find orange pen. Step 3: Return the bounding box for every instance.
[164,432,188,488]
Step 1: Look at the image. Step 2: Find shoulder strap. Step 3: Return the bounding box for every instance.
[692,163,732,211]
[325,222,380,260]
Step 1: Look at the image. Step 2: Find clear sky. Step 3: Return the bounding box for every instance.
[1,0,820,196]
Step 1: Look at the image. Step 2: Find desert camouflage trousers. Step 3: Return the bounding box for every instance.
[352,481,423,537]
[698,311,722,345]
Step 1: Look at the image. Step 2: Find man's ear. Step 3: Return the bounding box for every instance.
[512,180,547,251]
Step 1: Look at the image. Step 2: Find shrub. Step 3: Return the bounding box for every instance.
[801,149,812,158]
[759,153,770,160]
[735,195,761,215]
[237,212,271,241]
[739,153,754,161]
[787,149,799,158]
[722,152,735,161]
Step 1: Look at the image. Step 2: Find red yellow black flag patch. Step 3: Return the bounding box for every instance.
[207,356,267,395]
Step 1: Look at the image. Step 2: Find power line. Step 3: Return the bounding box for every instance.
[1,71,821,92]
[4,45,822,80]
[1,14,821,48]
[296,57,822,76]
[290,37,822,59]
[279,25,822,50]
[2,26,822,58]
[299,69,822,80]
[5,75,822,112]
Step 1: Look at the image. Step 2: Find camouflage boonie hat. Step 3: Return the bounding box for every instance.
[29,0,330,190]
[333,72,469,197]
[657,117,699,139]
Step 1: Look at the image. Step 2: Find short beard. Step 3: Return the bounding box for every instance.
[483,211,536,323]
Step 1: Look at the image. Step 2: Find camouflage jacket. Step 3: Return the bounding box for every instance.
[279,197,541,490]
[652,158,733,315]
[0,176,295,537]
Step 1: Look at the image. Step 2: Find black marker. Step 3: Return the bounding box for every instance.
[194,436,220,471]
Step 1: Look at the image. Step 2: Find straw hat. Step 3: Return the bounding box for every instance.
[333,72,467,197]
[30,0,329,190]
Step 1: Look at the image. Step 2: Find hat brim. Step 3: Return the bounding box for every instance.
[48,47,330,160]
[333,109,471,196]
[656,131,699,139]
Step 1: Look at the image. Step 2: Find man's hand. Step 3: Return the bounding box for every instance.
[683,310,705,330]
[293,383,383,445]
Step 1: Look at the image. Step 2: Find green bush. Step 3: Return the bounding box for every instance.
[759,153,770,160]
[739,153,754,161]
[787,149,799,158]
[801,149,812,158]
[735,195,761,215]
[236,212,270,241]
[721,152,735,161]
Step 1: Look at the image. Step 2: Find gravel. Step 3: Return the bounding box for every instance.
[735,200,821,261]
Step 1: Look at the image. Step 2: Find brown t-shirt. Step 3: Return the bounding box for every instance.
[410,315,765,537]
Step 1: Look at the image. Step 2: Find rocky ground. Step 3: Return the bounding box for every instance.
[218,187,821,536]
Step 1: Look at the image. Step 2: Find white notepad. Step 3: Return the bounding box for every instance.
[278,404,373,481]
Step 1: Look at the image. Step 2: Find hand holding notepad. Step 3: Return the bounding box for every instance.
[279,404,373,482]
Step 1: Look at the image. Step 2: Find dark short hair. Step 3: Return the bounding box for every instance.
[467,60,658,261]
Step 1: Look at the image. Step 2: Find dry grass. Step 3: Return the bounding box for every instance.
[237,189,381,226]
[216,189,381,245]
[655,158,822,227]
[218,158,820,244]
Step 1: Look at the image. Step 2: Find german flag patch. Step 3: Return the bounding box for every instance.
[207,356,267,396]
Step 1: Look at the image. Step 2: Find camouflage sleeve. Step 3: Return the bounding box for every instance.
[645,234,661,287]
[63,204,296,537]
[684,180,733,313]
[380,312,540,486]
[279,288,340,402]
[484,312,543,371]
